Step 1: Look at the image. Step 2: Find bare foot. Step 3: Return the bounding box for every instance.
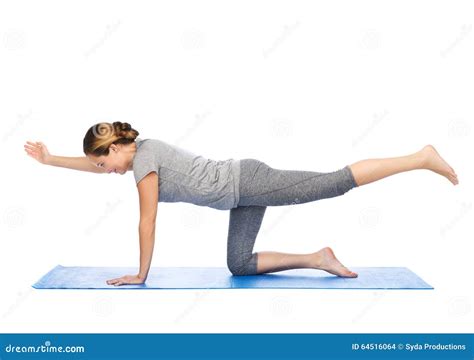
[419,145,459,185]
[312,247,358,278]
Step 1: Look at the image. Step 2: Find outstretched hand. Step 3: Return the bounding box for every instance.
[106,274,145,286]
[24,141,51,165]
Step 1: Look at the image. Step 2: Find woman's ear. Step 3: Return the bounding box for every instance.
[110,144,118,152]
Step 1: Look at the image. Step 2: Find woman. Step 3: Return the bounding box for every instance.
[24,122,459,286]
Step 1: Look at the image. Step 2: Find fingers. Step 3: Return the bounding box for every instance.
[107,277,125,286]
[106,275,141,286]
[106,278,121,286]
[36,141,46,149]
[24,144,38,156]
[24,141,42,152]
[24,141,43,148]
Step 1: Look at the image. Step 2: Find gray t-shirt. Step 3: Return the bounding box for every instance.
[132,137,241,210]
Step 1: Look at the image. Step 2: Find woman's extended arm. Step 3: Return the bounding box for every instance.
[48,155,106,173]
[106,171,159,286]
[24,141,106,173]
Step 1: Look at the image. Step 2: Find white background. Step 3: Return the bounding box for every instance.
[0,0,472,333]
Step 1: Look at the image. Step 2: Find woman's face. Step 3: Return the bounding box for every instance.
[87,143,135,175]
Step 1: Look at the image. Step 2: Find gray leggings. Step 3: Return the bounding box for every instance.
[226,158,359,276]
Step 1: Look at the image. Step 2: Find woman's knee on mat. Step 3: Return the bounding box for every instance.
[227,253,258,276]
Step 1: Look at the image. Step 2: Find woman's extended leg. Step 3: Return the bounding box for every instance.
[237,159,358,207]
[237,145,458,209]
[349,145,459,186]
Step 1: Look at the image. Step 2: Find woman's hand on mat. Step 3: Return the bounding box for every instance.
[106,274,145,286]
[24,141,52,165]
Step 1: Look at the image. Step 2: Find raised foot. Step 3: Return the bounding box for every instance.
[313,247,358,278]
[419,144,459,185]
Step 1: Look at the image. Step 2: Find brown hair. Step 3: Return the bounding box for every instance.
[83,122,139,156]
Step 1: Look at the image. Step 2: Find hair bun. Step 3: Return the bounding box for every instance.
[113,121,131,132]
[112,121,138,140]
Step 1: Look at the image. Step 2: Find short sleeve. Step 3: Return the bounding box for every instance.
[133,146,159,185]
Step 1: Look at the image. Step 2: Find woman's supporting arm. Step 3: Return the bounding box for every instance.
[137,171,159,280]
[106,171,159,286]
[137,220,156,280]
[24,140,106,173]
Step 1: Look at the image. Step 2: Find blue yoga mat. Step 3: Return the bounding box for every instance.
[32,265,433,289]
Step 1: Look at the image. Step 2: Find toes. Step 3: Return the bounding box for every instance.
[336,266,358,278]
[338,271,357,278]
[344,270,358,278]
[448,174,459,185]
